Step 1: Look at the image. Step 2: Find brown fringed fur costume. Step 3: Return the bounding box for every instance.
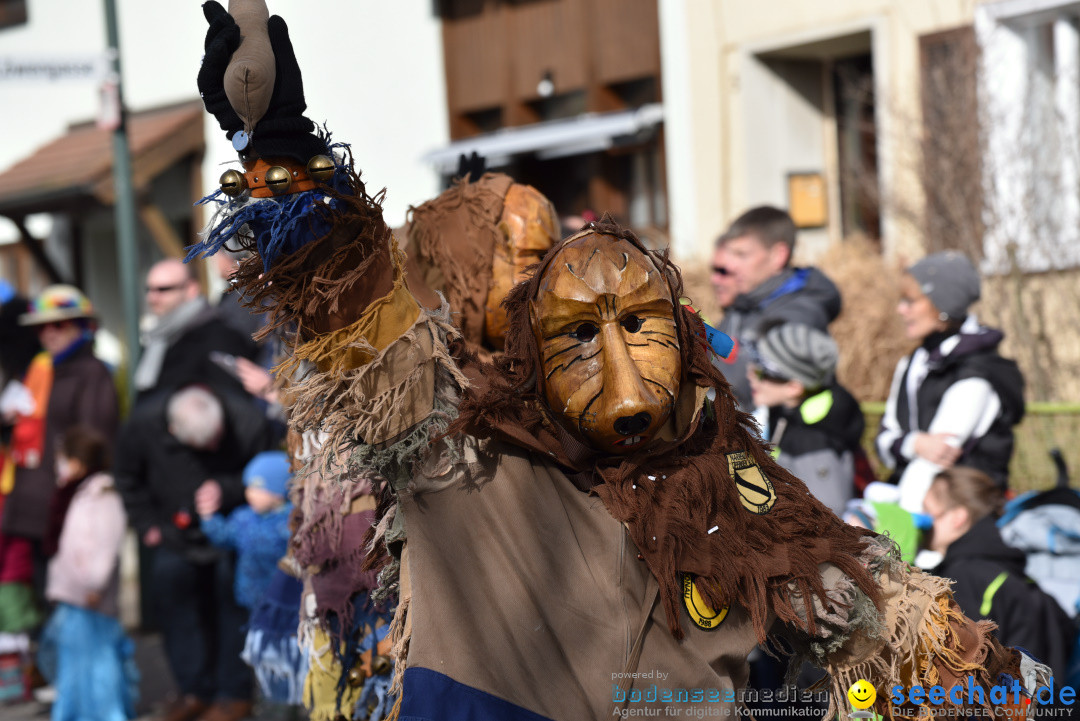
[407,173,514,347]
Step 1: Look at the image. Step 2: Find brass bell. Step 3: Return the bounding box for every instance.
[306,155,335,184]
[264,165,293,195]
[219,169,247,197]
[346,666,367,687]
[370,655,392,676]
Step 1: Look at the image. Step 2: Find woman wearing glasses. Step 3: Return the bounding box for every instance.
[876,252,1025,513]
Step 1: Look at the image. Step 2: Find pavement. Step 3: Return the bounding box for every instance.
[0,631,307,721]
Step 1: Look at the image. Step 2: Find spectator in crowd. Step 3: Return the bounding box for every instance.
[713,206,842,408]
[39,425,136,721]
[923,466,1075,679]
[3,286,118,594]
[0,280,41,393]
[212,251,264,350]
[0,283,46,701]
[710,244,738,312]
[115,384,272,721]
[196,450,292,611]
[198,451,305,708]
[747,322,864,515]
[876,252,1025,512]
[133,259,255,396]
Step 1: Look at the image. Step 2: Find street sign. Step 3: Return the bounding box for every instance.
[0,54,107,83]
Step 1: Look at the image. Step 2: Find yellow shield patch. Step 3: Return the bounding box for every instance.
[682,573,729,631]
[727,451,776,514]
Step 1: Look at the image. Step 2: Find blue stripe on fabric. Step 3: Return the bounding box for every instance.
[399,667,555,721]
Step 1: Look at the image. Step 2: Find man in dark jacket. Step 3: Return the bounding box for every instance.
[712,207,841,408]
[925,467,1075,680]
[133,259,256,397]
[115,383,272,721]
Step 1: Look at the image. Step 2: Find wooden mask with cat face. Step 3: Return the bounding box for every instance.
[530,231,681,454]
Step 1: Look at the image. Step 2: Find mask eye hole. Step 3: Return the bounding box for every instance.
[572,322,599,342]
[620,315,643,333]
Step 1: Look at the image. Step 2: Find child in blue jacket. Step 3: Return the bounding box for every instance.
[198,451,292,609]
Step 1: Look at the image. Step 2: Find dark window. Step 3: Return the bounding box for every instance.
[919,26,982,256]
[0,0,27,30]
[833,54,880,242]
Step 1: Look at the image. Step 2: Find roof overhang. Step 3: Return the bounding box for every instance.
[0,99,204,217]
[422,103,664,173]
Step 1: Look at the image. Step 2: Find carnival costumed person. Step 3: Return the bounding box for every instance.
[283,164,560,720]
[191,4,1049,720]
[196,6,563,718]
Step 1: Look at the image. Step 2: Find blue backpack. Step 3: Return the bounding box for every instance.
[998,450,1080,685]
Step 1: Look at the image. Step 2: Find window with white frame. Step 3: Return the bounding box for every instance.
[977,0,1080,272]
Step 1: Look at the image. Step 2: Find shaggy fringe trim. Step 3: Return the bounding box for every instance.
[288,426,388,644]
[284,303,468,478]
[783,535,895,674]
[385,594,411,717]
[407,172,512,346]
[820,557,1014,720]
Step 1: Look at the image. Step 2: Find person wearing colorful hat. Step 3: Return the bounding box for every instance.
[2,285,117,596]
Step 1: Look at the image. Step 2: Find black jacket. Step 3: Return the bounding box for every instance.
[768,382,864,515]
[114,384,274,561]
[886,326,1024,486]
[932,515,1076,678]
[141,309,257,399]
[717,267,841,408]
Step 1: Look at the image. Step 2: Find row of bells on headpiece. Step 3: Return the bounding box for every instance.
[218,155,336,197]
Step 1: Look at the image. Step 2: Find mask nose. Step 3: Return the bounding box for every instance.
[614,412,652,437]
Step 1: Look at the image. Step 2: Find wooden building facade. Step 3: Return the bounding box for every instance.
[435,0,667,233]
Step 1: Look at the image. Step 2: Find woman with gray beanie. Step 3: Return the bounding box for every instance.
[876,252,1024,513]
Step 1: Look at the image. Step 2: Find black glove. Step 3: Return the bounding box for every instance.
[198,1,327,164]
[454,152,487,182]
[197,1,243,137]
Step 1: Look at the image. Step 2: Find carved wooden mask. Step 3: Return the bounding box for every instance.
[485,184,560,349]
[530,231,681,454]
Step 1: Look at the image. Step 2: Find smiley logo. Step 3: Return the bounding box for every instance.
[847,679,877,710]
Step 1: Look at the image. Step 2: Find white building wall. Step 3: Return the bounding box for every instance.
[977,0,1080,272]
[0,0,448,242]
[660,0,975,263]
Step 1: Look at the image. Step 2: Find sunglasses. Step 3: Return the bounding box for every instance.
[751,365,791,384]
[711,265,730,276]
[35,321,71,332]
[146,283,186,294]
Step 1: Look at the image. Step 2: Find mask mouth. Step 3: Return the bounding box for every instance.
[614,435,645,448]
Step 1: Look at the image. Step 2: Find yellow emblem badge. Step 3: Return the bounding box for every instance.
[727,451,776,514]
[682,573,729,631]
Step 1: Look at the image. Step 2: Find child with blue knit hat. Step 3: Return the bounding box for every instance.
[197,450,293,609]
